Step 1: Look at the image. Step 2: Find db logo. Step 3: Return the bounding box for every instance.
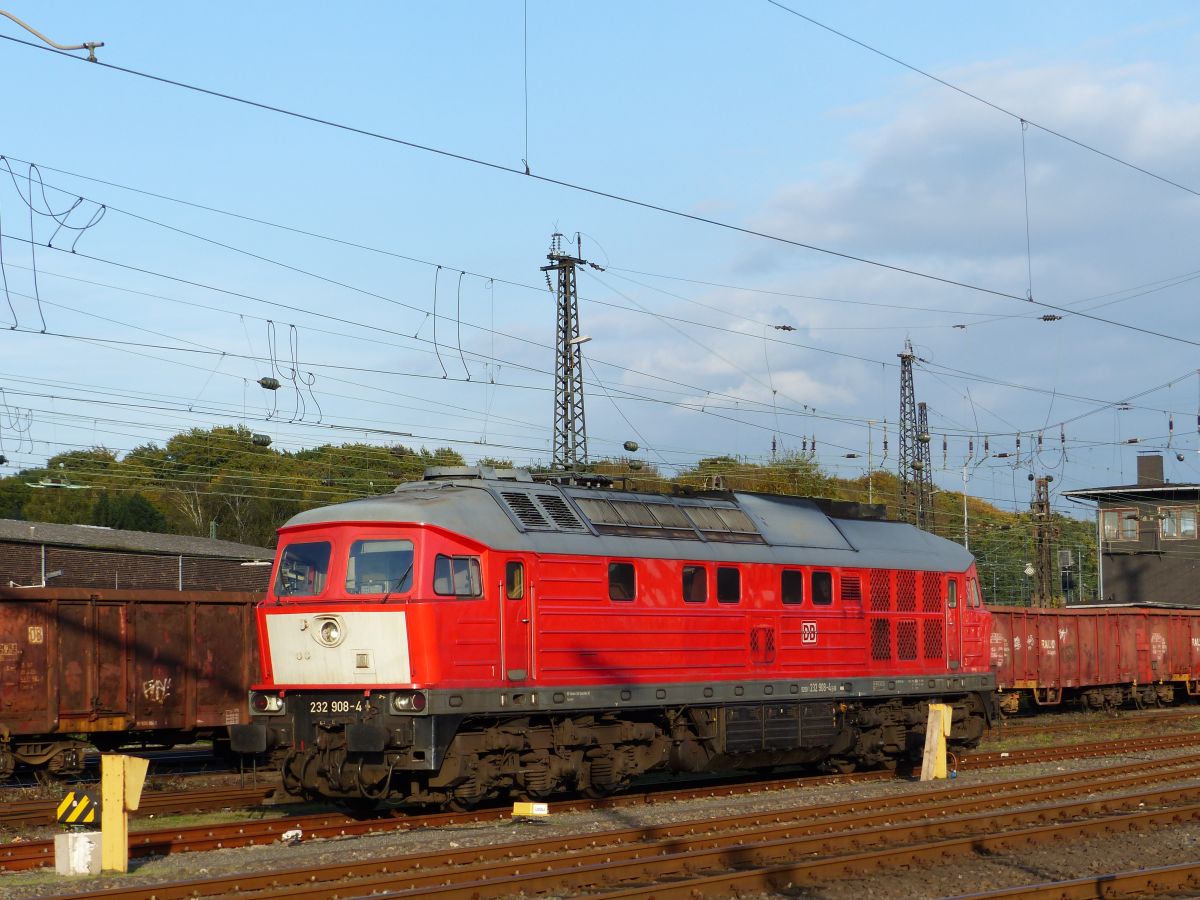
[801,621,818,644]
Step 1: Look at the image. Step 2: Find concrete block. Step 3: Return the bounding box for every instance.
[54,831,102,876]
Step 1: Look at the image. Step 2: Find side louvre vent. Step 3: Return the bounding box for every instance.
[841,576,862,602]
[501,491,550,529]
[537,494,586,530]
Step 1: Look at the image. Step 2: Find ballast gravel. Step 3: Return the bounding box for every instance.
[4,744,1200,899]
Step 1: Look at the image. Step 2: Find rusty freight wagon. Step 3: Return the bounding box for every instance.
[989,604,1200,713]
[0,587,259,779]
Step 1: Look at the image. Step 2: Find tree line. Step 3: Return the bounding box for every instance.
[0,426,1095,603]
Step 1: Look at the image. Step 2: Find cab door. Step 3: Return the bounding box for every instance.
[502,559,531,682]
[946,576,962,670]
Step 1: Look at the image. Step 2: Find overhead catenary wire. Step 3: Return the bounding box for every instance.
[764,0,1200,199]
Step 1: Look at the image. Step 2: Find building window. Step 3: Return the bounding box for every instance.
[716,566,740,603]
[609,562,636,601]
[781,569,804,605]
[1100,508,1138,542]
[682,565,707,603]
[812,570,833,605]
[1160,506,1198,540]
[433,555,482,597]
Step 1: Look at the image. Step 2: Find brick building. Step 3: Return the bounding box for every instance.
[1063,454,1200,606]
[0,520,273,592]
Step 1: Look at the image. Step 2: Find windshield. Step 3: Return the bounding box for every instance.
[274,541,331,597]
[346,539,414,595]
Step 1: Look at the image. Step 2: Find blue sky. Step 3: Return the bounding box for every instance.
[2,2,1199,519]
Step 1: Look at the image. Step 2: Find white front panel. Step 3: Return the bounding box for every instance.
[265,611,411,685]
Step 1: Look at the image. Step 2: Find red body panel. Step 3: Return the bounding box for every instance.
[257,520,993,691]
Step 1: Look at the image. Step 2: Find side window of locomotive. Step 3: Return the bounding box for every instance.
[433,555,483,598]
[682,565,707,603]
[609,562,636,601]
[346,539,414,595]
[947,579,958,608]
[274,541,331,597]
[968,578,981,608]
[811,570,833,606]
[716,566,740,604]
[781,569,804,605]
[505,561,525,600]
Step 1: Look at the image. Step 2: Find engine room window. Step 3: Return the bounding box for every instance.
[781,569,804,605]
[716,566,740,603]
[682,565,707,603]
[433,555,482,598]
[811,571,833,605]
[609,562,636,601]
[345,539,414,595]
[505,561,525,600]
[274,541,331,597]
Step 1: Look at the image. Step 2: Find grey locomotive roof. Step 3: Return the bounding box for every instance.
[283,469,974,574]
[0,518,272,560]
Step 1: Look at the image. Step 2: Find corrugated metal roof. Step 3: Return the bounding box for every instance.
[1063,484,1200,498]
[0,519,272,559]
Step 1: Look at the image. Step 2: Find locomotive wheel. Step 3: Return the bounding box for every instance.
[448,777,487,811]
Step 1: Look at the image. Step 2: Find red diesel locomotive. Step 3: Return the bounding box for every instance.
[232,467,996,806]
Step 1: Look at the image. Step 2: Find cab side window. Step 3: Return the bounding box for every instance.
[947,579,958,608]
[433,555,482,597]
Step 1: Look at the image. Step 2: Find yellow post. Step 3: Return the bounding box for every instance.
[100,754,149,873]
[920,703,952,781]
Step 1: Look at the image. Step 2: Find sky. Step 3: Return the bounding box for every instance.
[1,2,1199,521]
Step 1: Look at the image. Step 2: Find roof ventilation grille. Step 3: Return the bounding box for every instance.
[536,494,586,530]
[500,491,551,529]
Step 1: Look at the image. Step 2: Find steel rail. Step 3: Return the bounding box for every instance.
[33,751,1200,899]
[947,860,1200,899]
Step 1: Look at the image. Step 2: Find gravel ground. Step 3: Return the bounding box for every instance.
[4,743,1200,900]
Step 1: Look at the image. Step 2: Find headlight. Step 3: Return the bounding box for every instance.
[250,692,284,713]
[392,690,427,713]
[312,615,345,648]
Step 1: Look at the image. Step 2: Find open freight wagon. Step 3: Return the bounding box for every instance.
[989,604,1200,713]
[0,587,259,778]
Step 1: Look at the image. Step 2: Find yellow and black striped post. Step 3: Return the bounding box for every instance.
[56,791,99,825]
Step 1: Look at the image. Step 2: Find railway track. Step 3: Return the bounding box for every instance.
[0,785,277,829]
[989,706,1200,739]
[3,732,1195,876]
[4,731,1187,875]
[25,741,1200,899]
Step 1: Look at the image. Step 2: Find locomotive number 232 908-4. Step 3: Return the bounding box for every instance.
[309,699,365,714]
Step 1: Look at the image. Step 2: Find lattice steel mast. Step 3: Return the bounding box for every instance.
[542,233,589,470]
[916,401,935,531]
[898,340,933,530]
